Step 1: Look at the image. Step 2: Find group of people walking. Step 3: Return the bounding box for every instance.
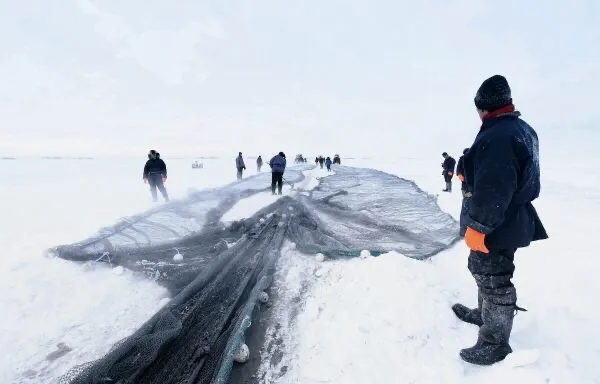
[315,156,334,171]
[236,152,287,195]
[441,75,547,366]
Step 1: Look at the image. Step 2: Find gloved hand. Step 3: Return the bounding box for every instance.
[465,227,489,254]
[143,178,148,184]
[458,174,465,182]
[244,167,246,170]
[162,176,167,183]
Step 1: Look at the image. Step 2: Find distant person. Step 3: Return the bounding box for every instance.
[456,148,469,196]
[257,155,263,172]
[441,152,456,192]
[236,152,246,180]
[325,156,332,171]
[315,157,319,165]
[143,150,169,202]
[454,75,548,366]
[333,154,341,165]
[269,152,287,195]
[318,156,324,169]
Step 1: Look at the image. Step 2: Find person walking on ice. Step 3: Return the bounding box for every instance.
[269,152,286,195]
[441,152,456,192]
[325,156,332,171]
[454,75,548,366]
[143,150,169,202]
[236,152,246,180]
[257,155,263,172]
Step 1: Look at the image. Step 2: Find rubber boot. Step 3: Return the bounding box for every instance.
[460,301,514,365]
[452,289,483,326]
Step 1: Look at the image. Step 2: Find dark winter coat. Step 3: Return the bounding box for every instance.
[143,158,167,178]
[257,157,263,166]
[236,156,246,170]
[461,112,548,249]
[456,155,467,191]
[325,158,332,167]
[269,154,286,173]
[442,156,456,176]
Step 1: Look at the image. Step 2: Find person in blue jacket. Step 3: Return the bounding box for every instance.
[454,75,548,366]
[269,152,287,195]
[325,156,333,171]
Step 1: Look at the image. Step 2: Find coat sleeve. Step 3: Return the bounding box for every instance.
[143,161,150,178]
[160,160,167,177]
[456,158,464,176]
[465,138,518,234]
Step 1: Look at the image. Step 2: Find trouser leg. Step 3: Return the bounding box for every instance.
[149,183,158,201]
[271,172,277,194]
[156,180,169,201]
[461,249,518,365]
[277,173,283,194]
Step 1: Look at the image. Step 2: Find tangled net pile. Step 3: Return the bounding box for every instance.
[53,165,459,384]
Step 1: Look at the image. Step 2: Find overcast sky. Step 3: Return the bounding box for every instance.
[0,0,598,157]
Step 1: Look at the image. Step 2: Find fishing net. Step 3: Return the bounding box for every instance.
[53,165,459,384]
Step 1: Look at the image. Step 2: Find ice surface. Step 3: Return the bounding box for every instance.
[265,155,600,384]
[49,163,458,383]
[2,150,598,384]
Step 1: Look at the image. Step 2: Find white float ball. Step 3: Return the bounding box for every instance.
[259,218,265,223]
[234,343,250,363]
[359,250,371,259]
[173,253,184,262]
[113,266,125,275]
[315,253,325,262]
[258,291,269,304]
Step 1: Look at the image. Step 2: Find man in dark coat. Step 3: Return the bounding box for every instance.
[454,75,548,366]
[257,155,263,172]
[269,152,287,195]
[441,152,456,192]
[143,150,169,202]
[456,148,469,196]
[236,152,246,180]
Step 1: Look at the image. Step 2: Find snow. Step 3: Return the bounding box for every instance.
[0,157,259,383]
[272,155,600,384]
[2,149,599,383]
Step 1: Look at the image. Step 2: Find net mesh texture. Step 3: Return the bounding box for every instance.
[52,165,459,384]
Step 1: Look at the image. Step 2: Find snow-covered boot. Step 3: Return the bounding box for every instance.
[452,291,483,326]
[460,301,514,365]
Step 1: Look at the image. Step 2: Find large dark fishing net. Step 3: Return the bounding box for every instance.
[52,165,459,384]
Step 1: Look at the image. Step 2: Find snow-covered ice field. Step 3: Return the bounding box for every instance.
[1,146,599,383]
